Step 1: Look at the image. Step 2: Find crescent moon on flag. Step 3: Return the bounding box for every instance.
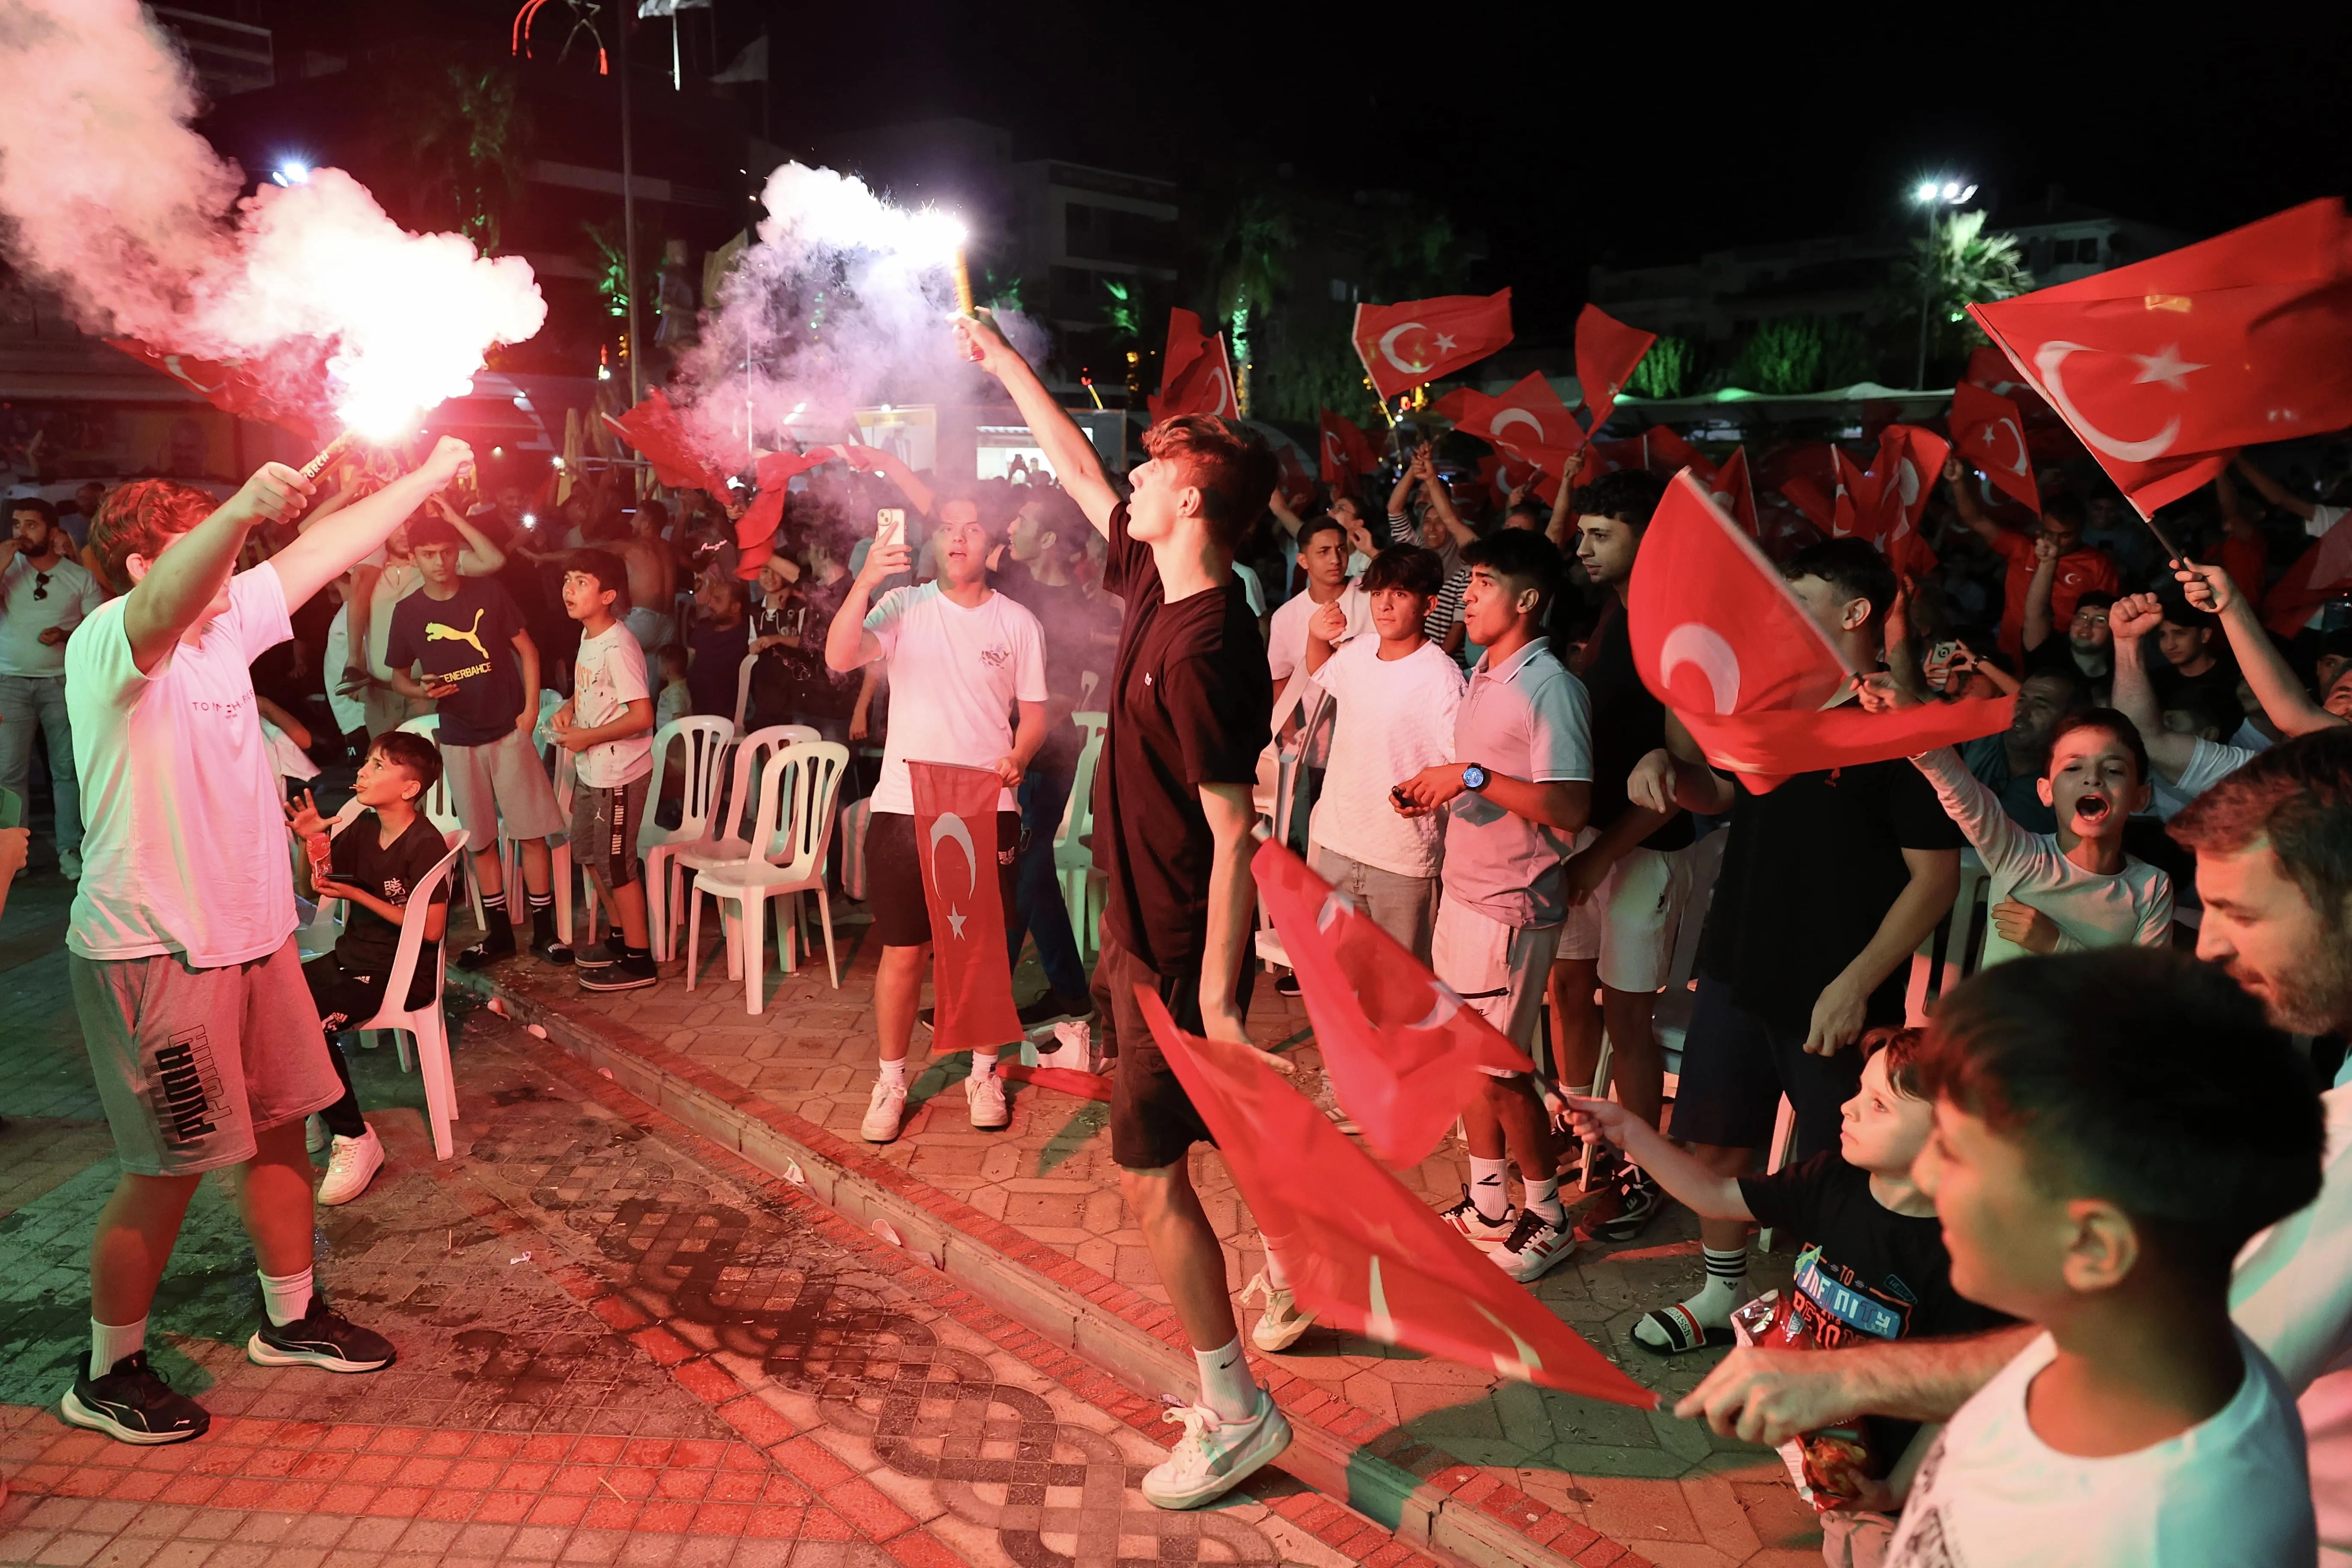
[926,812,978,899]
[2032,341,2179,463]
[1987,417,2029,475]
[1205,365,1235,418]
[1378,322,1432,374]
[1489,408,1545,449]
[1895,458,1921,509]
[1408,981,1465,1032]
[1659,622,1743,715]
[1323,431,1345,472]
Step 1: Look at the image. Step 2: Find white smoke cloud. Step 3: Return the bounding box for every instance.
[0,0,545,434]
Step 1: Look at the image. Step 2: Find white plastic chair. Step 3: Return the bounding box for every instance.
[673,724,818,972]
[731,652,761,735]
[1054,711,1109,959]
[1250,694,1336,980]
[685,741,851,1012]
[346,830,470,1160]
[640,716,735,960]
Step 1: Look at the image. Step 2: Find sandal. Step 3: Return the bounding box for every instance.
[1631,1304,1734,1356]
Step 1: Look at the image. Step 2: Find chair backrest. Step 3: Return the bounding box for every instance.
[718,723,819,842]
[394,715,466,840]
[640,715,735,851]
[1056,714,1109,849]
[732,652,760,734]
[376,830,470,1019]
[1660,827,1728,996]
[747,741,852,877]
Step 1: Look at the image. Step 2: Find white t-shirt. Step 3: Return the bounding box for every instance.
[66,566,299,967]
[0,553,103,676]
[572,620,653,789]
[1887,1328,2313,1567]
[865,583,1046,815]
[1266,581,1370,684]
[2152,736,2255,821]
[1306,636,1465,878]
[1233,561,1266,618]
[2232,1082,2352,1565]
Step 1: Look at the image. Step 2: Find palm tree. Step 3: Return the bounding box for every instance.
[384,52,532,251]
[1890,209,2034,376]
[1199,188,1293,416]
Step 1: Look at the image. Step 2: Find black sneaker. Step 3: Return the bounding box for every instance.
[1273,971,1302,998]
[1581,1162,1665,1244]
[456,926,516,970]
[573,941,620,970]
[247,1293,396,1373]
[1016,990,1093,1029]
[531,930,575,966]
[578,951,658,992]
[61,1351,210,1445]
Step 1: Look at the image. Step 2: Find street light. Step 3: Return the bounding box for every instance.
[1912,177,1977,388]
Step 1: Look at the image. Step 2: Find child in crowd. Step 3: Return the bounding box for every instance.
[288,732,453,1205]
[1572,1031,2006,1559]
[550,549,659,991]
[1887,949,2322,1565]
[655,643,690,732]
[1863,682,2173,964]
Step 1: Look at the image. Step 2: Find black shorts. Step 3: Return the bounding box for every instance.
[863,808,1022,949]
[1099,931,1257,1171]
[1666,974,1868,1158]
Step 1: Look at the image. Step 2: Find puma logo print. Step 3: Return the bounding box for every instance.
[426,608,489,662]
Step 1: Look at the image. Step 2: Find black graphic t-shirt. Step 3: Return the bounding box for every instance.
[386,578,528,746]
[329,809,452,1005]
[1741,1152,2013,1473]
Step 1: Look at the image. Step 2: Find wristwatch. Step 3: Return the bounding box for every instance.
[1460,763,1490,794]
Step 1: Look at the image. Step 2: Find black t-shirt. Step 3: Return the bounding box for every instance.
[1740,1152,2013,1472]
[385,578,528,747]
[331,809,452,1006]
[1698,755,1966,1032]
[687,615,748,718]
[780,573,860,719]
[996,560,1090,772]
[1581,603,1695,852]
[1097,503,1272,974]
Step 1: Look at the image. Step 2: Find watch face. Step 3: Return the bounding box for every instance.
[1462,764,1487,791]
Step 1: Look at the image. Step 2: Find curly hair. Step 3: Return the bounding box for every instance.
[87,479,217,594]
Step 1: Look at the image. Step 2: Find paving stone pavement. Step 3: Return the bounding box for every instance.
[0,869,1462,1568]
[446,895,1829,1568]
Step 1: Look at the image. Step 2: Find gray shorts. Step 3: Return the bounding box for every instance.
[71,937,342,1177]
[572,773,649,886]
[443,727,566,849]
[1431,895,1562,1077]
[1308,842,1439,963]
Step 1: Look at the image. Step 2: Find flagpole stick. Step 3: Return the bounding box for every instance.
[2133,505,2190,566]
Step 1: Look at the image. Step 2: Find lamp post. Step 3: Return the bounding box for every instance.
[1912,178,1976,389]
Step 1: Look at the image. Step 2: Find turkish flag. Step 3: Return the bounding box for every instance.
[1433,371,1585,470]
[1780,475,1835,531]
[1352,290,1514,399]
[1970,199,2352,517]
[1853,426,1948,580]
[997,1062,1113,1102]
[1575,305,1656,435]
[1148,309,1239,422]
[1477,452,1557,509]
[1830,446,1878,541]
[1134,987,1654,1406]
[1707,447,1759,536]
[730,446,839,579]
[1949,381,2041,514]
[909,761,1023,1054]
[1643,424,1712,484]
[605,389,734,499]
[1253,841,1530,1168]
[1318,409,1380,485]
[1631,474,2012,788]
[106,338,334,441]
[2262,513,2352,637]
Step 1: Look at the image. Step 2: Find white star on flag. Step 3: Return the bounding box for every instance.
[2131,344,2207,392]
[946,907,967,939]
[1432,332,1456,353]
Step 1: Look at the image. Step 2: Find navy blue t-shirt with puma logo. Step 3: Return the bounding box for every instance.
[386,578,528,746]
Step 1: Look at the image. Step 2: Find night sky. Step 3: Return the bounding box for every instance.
[253,2,2352,333]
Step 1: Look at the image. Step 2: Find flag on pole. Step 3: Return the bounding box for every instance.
[909,761,1023,1054]
[1148,309,1239,421]
[1134,987,1655,1406]
[1432,371,1585,471]
[1573,305,1656,435]
[1708,446,1759,536]
[1949,380,2041,515]
[1319,409,1379,485]
[604,389,734,498]
[1352,290,1514,400]
[729,446,837,579]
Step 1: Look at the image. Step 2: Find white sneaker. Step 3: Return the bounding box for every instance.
[861,1080,910,1143]
[1493,1210,1576,1283]
[1240,1272,1315,1353]
[1438,1187,1519,1248]
[965,1071,1009,1130]
[1040,1018,1094,1073]
[305,1114,327,1154]
[317,1129,385,1206]
[1140,1390,1291,1510]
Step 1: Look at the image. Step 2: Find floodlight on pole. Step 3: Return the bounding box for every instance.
[1911,176,1976,389]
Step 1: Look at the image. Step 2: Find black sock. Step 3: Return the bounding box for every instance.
[622,943,650,963]
[480,889,508,924]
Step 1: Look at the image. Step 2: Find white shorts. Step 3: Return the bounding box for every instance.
[1431,895,1561,1077]
[1554,839,1704,995]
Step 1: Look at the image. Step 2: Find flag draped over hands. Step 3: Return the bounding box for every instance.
[1133,988,1653,1406]
[1352,291,1514,400]
[1574,305,1656,436]
[1949,380,2041,514]
[1252,841,1529,1168]
[1970,198,2352,517]
[1319,409,1379,484]
[909,761,1023,1054]
[1148,309,1239,421]
[1628,473,2009,790]
[1433,372,1585,472]
[605,389,733,498]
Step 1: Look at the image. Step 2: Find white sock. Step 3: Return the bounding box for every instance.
[1524,1174,1566,1227]
[258,1266,315,1328]
[968,1050,998,1080]
[1262,1249,1291,1291]
[1467,1156,1512,1222]
[90,1316,147,1379]
[1193,1337,1257,1423]
[878,1058,909,1090]
[1636,1247,1749,1349]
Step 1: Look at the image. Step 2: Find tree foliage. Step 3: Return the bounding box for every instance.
[386,53,531,251]
[1888,209,2035,365]
[1626,335,1695,399]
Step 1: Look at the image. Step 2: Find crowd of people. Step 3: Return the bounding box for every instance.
[3,305,2349,1565]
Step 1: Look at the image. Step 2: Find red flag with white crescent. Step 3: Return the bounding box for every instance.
[1432,371,1585,471]
[1969,198,2352,517]
[1708,446,1759,536]
[1351,290,1514,400]
[1133,987,1654,1406]
[1871,425,1949,580]
[1949,381,2041,515]
[1318,409,1379,485]
[1574,305,1656,435]
[909,761,1023,1054]
[1148,309,1239,422]
[1252,841,1530,1169]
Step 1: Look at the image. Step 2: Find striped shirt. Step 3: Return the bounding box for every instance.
[1389,511,1470,646]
